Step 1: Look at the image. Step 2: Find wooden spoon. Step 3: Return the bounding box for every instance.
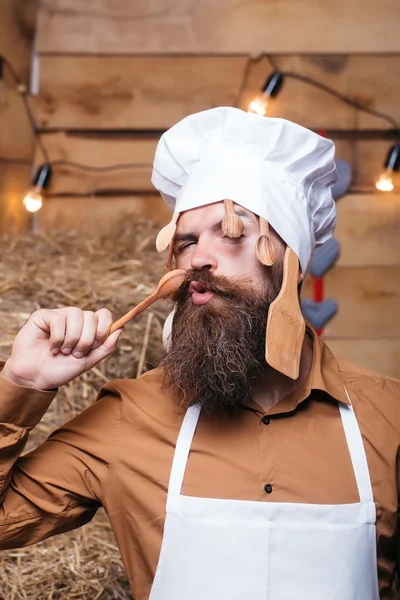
[256,217,276,266]
[156,213,180,253]
[109,269,186,334]
[222,199,244,238]
[265,247,305,380]
[166,236,175,271]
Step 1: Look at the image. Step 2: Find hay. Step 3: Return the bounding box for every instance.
[0,219,172,599]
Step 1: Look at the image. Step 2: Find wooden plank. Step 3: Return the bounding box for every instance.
[33,56,247,130]
[302,267,400,339]
[0,0,36,233]
[39,195,171,232]
[0,164,32,234]
[0,0,36,85]
[36,0,400,54]
[0,90,35,160]
[35,133,158,194]
[325,339,400,380]
[238,55,400,131]
[32,55,400,132]
[335,194,400,267]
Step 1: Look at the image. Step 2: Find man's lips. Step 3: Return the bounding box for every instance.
[188,281,215,305]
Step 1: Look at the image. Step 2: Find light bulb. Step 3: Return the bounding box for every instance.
[248,96,268,116]
[375,172,394,192]
[247,72,284,116]
[23,186,43,212]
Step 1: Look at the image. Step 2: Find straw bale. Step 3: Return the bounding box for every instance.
[0,218,172,599]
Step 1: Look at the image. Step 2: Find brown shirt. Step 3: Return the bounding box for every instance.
[1,332,400,599]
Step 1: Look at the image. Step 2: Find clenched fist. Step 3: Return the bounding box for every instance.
[1,307,123,390]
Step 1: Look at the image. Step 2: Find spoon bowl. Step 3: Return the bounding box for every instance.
[256,217,276,266]
[156,213,180,253]
[256,235,276,266]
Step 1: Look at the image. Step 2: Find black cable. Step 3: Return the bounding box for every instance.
[280,71,399,130]
[265,55,279,72]
[50,160,152,171]
[0,156,153,173]
[233,57,253,108]
[0,157,32,164]
[0,55,51,163]
[1,54,399,172]
[236,54,399,131]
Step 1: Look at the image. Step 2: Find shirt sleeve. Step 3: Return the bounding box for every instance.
[0,371,121,550]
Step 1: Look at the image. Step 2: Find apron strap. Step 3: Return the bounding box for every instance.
[338,387,374,503]
[168,405,201,495]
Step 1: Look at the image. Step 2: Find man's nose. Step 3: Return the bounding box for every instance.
[190,239,217,271]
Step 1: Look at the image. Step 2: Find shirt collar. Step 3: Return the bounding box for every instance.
[263,325,350,416]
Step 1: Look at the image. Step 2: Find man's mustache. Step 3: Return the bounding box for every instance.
[173,269,253,303]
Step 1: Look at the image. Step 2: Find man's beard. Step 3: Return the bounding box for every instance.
[160,267,283,414]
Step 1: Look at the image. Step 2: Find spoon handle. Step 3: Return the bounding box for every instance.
[109,291,158,334]
[258,217,276,266]
[260,216,268,237]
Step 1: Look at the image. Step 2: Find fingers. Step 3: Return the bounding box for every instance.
[31,309,67,353]
[61,308,85,355]
[31,307,115,358]
[84,328,123,370]
[93,308,113,348]
[68,311,96,358]
[68,309,113,358]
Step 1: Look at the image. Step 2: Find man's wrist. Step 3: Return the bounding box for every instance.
[0,361,52,391]
[0,366,57,427]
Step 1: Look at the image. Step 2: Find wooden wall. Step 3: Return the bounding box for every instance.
[0,0,36,233]
[1,0,400,378]
[36,0,399,54]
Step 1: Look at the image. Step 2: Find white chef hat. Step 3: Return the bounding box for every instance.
[151,106,337,274]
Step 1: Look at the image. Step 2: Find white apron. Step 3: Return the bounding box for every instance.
[149,390,379,599]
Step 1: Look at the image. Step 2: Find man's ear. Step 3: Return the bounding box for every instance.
[297,270,305,296]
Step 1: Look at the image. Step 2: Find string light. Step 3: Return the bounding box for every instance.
[247,73,284,116]
[248,64,400,191]
[375,144,400,192]
[23,163,52,213]
[2,54,400,200]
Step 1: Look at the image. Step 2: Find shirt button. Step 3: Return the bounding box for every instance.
[264,484,273,494]
[261,416,270,425]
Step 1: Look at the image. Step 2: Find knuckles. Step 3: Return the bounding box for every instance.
[29,307,112,349]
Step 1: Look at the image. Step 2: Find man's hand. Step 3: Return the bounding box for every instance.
[1,308,123,390]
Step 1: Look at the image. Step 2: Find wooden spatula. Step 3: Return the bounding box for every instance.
[166,236,175,271]
[265,247,305,380]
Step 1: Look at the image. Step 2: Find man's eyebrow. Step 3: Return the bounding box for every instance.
[174,210,255,243]
[174,232,197,244]
[234,209,254,220]
[210,210,255,232]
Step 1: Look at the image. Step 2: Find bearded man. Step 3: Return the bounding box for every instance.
[1,107,399,600]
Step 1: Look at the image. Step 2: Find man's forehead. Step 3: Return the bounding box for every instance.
[177,201,256,230]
